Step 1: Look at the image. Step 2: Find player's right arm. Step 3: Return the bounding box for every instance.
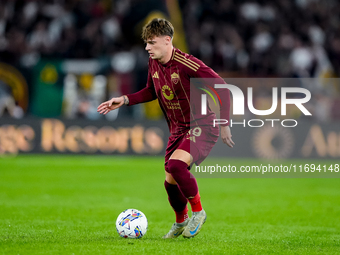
[126,63,157,106]
[97,95,128,115]
[97,63,157,115]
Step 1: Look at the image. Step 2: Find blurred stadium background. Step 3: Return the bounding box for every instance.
[0,0,339,158]
[1,1,340,253]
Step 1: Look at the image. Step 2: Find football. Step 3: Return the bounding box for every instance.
[115,209,148,239]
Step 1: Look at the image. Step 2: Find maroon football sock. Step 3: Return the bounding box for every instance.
[164,180,188,223]
[167,159,199,199]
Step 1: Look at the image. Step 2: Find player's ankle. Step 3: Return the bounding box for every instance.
[175,207,189,223]
[188,192,202,212]
[176,215,188,224]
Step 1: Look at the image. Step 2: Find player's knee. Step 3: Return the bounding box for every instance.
[167,159,179,174]
[167,159,189,176]
[165,170,177,184]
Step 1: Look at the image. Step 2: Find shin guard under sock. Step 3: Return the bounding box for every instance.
[164,180,188,223]
[167,159,199,200]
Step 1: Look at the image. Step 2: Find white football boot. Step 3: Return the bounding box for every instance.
[182,209,207,238]
[162,218,190,239]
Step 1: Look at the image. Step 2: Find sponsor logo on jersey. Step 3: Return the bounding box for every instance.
[152,71,159,79]
[171,72,179,84]
[162,85,174,100]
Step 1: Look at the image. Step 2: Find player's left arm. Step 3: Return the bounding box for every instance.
[189,57,234,148]
[220,125,234,148]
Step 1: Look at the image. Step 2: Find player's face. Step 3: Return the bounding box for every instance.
[145,36,170,62]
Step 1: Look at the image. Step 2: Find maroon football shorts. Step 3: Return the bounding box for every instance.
[164,125,219,171]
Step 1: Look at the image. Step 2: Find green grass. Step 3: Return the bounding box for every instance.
[0,155,339,254]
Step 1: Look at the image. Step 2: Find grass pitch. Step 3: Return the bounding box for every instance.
[0,155,339,254]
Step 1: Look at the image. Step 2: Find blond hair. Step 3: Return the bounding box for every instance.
[142,18,174,41]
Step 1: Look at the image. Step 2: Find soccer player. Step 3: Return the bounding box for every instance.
[97,18,234,238]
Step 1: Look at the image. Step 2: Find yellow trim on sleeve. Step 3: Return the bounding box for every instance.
[174,52,200,69]
[173,56,199,72]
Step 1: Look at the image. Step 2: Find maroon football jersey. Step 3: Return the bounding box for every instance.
[127,48,230,135]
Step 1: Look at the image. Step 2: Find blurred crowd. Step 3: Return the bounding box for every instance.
[0,0,339,121]
[0,0,127,65]
[183,0,340,78]
[1,0,340,76]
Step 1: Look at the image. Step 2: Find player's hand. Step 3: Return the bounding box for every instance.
[220,126,235,148]
[97,96,125,115]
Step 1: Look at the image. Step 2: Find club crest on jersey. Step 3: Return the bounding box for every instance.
[162,85,174,100]
[171,72,179,84]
